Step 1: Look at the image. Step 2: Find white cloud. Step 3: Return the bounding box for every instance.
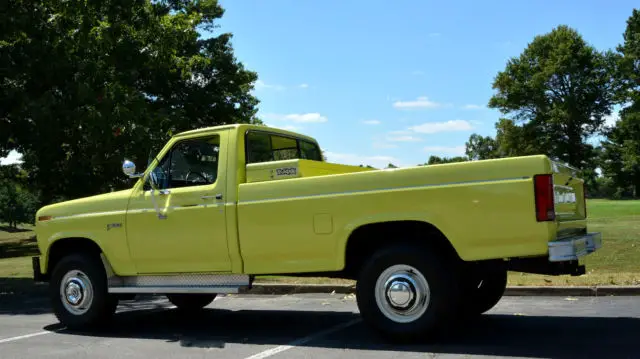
[409,120,473,134]
[423,146,466,156]
[393,96,447,109]
[388,130,411,135]
[0,150,23,165]
[262,112,328,123]
[428,32,441,38]
[254,80,285,91]
[299,83,309,89]
[324,151,400,169]
[386,135,422,142]
[463,104,484,110]
[362,120,381,125]
[604,112,619,127]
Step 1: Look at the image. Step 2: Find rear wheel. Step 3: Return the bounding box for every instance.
[49,253,118,329]
[459,265,507,317]
[166,294,216,312]
[355,244,461,341]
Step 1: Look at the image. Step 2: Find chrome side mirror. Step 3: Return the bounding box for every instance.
[122,159,143,178]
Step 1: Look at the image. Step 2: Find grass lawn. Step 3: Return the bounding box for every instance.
[1,199,638,286]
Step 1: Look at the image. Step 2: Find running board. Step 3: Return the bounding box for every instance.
[106,273,252,294]
[108,286,246,294]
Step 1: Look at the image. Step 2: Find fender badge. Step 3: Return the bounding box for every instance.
[107,223,122,231]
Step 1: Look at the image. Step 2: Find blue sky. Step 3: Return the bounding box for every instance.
[0,1,636,168]
[210,0,636,168]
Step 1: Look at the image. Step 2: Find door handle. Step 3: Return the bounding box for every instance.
[201,194,223,200]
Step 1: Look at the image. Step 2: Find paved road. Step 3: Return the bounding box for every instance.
[0,292,639,359]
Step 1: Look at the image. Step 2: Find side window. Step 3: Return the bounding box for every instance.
[246,131,322,164]
[246,131,272,164]
[300,140,321,160]
[148,135,220,190]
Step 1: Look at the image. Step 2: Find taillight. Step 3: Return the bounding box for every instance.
[534,174,555,222]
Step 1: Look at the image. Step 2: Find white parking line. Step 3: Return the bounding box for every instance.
[0,302,177,345]
[243,318,362,359]
[0,329,62,344]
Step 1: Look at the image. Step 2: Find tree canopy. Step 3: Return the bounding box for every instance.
[486,25,616,170]
[2,2,640,224]
[600,9,640,197]
[1,0,260,204]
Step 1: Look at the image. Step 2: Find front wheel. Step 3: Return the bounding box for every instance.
[355,244,461,341]
[49,253,118,329]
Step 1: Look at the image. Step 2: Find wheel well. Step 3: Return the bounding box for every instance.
[47,238,103,278]
[342,220,462,279]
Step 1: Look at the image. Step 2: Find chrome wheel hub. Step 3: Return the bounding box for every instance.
[65,281,83,305]
[375,264,430,323]
[387,278,415,308]
[60,270,93,315]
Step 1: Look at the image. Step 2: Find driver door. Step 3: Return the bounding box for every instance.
[125,132,231,274]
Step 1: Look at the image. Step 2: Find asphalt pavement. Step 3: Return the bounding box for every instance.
[0,292,639,359]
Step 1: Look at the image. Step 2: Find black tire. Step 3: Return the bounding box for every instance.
[49,253,118,329]
[355,244,461,342]
[459,265,507,317]
[166,294,216,312]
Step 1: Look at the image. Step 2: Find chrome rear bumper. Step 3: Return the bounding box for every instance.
[548,232,602,262]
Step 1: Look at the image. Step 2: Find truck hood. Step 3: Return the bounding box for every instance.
[36,189,134,220]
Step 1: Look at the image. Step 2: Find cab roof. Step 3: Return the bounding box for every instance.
[173,123,318,144]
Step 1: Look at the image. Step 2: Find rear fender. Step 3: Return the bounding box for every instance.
[337,211,452,268]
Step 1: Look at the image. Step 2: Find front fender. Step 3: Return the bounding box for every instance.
[37,217,136,276]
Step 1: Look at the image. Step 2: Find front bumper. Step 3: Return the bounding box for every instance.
[548,232,602,262]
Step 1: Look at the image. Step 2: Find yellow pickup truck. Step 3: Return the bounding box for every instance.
[32,123,602,340]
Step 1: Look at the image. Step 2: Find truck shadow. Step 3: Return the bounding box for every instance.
[0,226,33,234]
[0,236,39,259]
[42,300,640,359]
[0,278,50,315]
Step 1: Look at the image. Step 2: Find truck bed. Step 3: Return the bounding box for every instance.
[235,155,584,274]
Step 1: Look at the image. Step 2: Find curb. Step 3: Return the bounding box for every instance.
[247,283,640,296]
[504,285,640,296]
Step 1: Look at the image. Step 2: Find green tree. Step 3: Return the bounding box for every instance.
[465,133,500,160]
[425,156,467,165]
[494,118,549,158]
[0,165,39,228]
[613,9,640,105]
[0,0,260,205]
[601,105,640,197]
[488,25,615,170]
[600,9,640,198]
